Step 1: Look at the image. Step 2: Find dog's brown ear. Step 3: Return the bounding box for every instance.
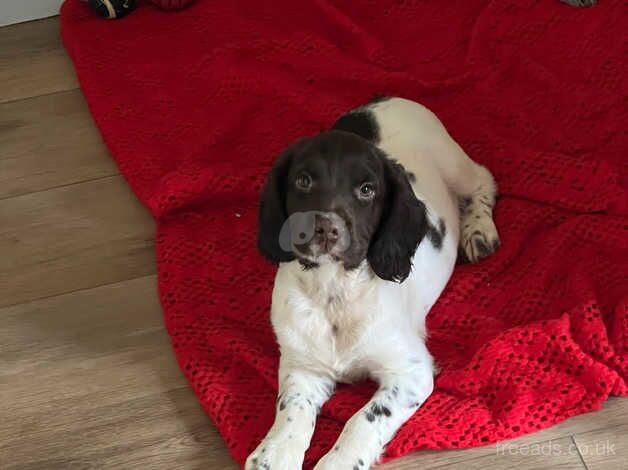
[367,154,427,282]
[257,140,306,263]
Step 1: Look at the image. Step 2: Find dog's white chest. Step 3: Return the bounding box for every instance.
[271,263,379,381]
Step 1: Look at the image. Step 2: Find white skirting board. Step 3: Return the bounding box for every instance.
[0,0,64,27]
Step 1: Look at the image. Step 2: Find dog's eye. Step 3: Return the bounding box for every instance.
[295,173,312,191]
[358,182,375,199]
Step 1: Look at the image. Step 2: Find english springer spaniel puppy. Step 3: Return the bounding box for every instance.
[246,97,500,470]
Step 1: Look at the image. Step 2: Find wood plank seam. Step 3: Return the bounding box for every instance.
[0,174,122,203]
[571,436,591,470]
[0,86,79,107]
[0,274,158,311]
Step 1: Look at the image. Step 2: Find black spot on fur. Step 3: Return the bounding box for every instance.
[279,400,286,411]
[354,466,360,470]
[359,459,365,466]
[365,411,375,422]
[368,402,392,418]
[332,324,339,335]
[392,386,399,397]
[406,171,416,183]
[332,110,380,143]
[334,445,340,451]
[299,259,319,270]
[426,218,446,250]
[287,416,293,422]
[367,95,390,105]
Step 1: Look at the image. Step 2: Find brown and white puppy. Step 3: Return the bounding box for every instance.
[248,97,500,469]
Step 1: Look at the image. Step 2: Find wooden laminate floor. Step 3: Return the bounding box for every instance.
[0,17,625,470]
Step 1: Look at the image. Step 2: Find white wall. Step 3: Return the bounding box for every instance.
[0,0,65,27]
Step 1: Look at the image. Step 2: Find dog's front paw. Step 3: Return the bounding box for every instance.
[561,0,597,6]
[245,437,304,470]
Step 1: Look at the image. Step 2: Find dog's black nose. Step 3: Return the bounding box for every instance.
[314,215,340,249]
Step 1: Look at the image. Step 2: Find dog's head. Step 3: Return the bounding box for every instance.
[258,130,427,282]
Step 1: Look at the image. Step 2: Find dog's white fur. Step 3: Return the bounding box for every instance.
[246,98,499,469]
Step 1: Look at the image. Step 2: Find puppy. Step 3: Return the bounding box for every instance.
[247,97,500,469]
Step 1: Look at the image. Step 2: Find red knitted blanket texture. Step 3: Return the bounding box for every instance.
[60,0,627,467]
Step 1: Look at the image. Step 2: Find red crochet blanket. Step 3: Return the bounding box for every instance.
[60,0,627,467]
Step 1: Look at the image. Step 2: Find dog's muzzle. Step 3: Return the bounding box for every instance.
[279,211,351,259]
